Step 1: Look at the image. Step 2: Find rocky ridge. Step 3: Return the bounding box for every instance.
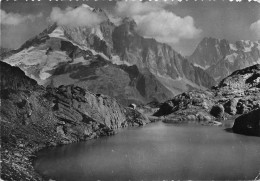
[0,61,149,181]
[154,64,260,134]
[112,18,216,90]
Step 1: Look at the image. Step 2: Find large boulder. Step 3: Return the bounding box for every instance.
[232,109,260,136]
[224,98,239,115]
[210,104,225,118]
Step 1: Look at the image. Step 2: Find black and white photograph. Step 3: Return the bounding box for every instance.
[0,0,260,180]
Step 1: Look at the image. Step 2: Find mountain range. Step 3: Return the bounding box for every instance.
[1,5,215,105]
[1,5,260,106]
[189,37,260,81]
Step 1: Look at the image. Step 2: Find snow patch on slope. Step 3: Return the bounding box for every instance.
[193,63,210,70]
[229,43,237,51]
[244,42,254,52]
[111,55,132,66]
[48,27,109,61]
[256,42,260,51]
[225,53,238,63]
[48,27,65,38]
[3,47,70,84]
[91,25,104,40]
[82,4,94,11]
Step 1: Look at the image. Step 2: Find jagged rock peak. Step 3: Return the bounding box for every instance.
[121,17,137,32]
[81,4,94,10]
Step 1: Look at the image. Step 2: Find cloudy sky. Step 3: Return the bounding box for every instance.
[1,0,260,55]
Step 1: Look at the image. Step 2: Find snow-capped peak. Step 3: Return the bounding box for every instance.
[82,4,94,11]
[229,43,237,51]
[48,27,65,39]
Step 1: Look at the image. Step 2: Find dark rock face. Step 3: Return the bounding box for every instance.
[0,61,149,180]
[0,61,38,91]
[233,109,260,136]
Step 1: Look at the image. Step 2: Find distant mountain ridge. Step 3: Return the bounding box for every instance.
[189,37,260,81]
[2,4,215,105]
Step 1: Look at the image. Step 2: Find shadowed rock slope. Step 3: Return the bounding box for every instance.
[154,64,260,133]
[0,61,149,181]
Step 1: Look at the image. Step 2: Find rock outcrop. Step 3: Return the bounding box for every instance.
[0,61,149,181]
[232,109,260,136]
[154,90,217,125]
[154,64,260,127]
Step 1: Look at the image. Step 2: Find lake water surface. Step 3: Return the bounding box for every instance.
[34,122,260,181]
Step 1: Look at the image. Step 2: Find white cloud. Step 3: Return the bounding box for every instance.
[115,1,201,44]
[115,0,177,18]
[115,1,163,17]
[0,9,42,26]
[135,10,202,44]
[49,5,106,27]
[105,10,122,26]
[250,19,260,38]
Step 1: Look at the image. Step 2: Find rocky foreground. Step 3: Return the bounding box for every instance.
[0,61,150,181]
[154,64,260,135]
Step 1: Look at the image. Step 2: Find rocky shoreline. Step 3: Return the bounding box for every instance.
[153,64,260,135]
[0,61,151,181]
[1,115,151,181]
[1,102,152,181]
